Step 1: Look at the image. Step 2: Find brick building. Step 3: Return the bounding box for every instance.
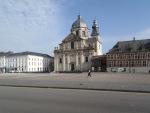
[107,38,150,73]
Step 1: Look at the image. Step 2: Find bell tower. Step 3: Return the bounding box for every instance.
[91,20,102,55]
[91,20,100,37]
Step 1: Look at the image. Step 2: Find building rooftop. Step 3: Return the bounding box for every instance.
[71,15,88,30]
[0,51,53,58]
[108,38,150,53]
[0,51,14,57]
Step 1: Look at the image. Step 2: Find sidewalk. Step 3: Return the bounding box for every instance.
[0,72,150,93]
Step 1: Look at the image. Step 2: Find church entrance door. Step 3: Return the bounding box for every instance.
[71,64,75,71]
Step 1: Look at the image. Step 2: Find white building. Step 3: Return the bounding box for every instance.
[0,55,5,73]
[54,15,102,72]
[0,51,53,73]
[0,52,13,73]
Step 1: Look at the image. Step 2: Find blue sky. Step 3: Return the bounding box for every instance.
[0,0,150,56]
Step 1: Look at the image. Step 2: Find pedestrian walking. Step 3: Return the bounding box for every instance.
[88,70,91,77]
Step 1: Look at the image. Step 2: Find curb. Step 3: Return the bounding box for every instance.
[0,84,150,94]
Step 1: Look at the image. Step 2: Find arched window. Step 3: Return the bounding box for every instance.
[71,41,74,49]
[59,58,62,63]
[85,56,88,63]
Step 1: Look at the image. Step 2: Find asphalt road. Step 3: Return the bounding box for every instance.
[0,86,150,113]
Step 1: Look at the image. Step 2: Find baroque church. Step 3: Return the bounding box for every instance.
[54,15,102,72]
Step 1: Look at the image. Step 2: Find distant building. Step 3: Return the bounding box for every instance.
[54,15,102,72]
[91,55,107,72]
[0,51,54,73]
[0,56,5,73]
[0,52,13,73]
[106,38,150,73]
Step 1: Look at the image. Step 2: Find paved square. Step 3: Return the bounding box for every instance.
[0,72,150,92]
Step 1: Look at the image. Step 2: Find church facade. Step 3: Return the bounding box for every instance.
[54,15,102,72]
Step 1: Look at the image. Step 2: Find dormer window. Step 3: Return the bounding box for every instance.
[71,41,74,49]
[82,31,86,37]
[76,30,79,36]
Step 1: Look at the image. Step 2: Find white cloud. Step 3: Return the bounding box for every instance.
[0,0,66,55]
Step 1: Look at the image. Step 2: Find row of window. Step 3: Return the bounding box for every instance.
[6,62,49,67]
[4,60,49,67]
[6,64,26,67]
[6,66,49,72]
[59,56,89,63]
[6,61,49,66]
[28,67,49,72]
[28,62,49,66]
[65,43,94,50]
[29,58,49,62]
[76,30,86,37]
[108,60,149,67]
[5,67,49,72]
[6,58,49,63]
[61,40,94,50]
[60,41,77,50]
[6,58,26,62]
[107,53,150,60]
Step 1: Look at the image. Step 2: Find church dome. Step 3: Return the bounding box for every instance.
[71,15,88,30]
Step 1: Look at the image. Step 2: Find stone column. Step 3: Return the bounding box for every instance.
[76,53,78,70]
[76,41,78,49]
[55,55,59,72]
[54,55,57,72]
[81,52,84,63]
[67,55,70,71]
[80,52,84,71]
[63,54,66,71]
